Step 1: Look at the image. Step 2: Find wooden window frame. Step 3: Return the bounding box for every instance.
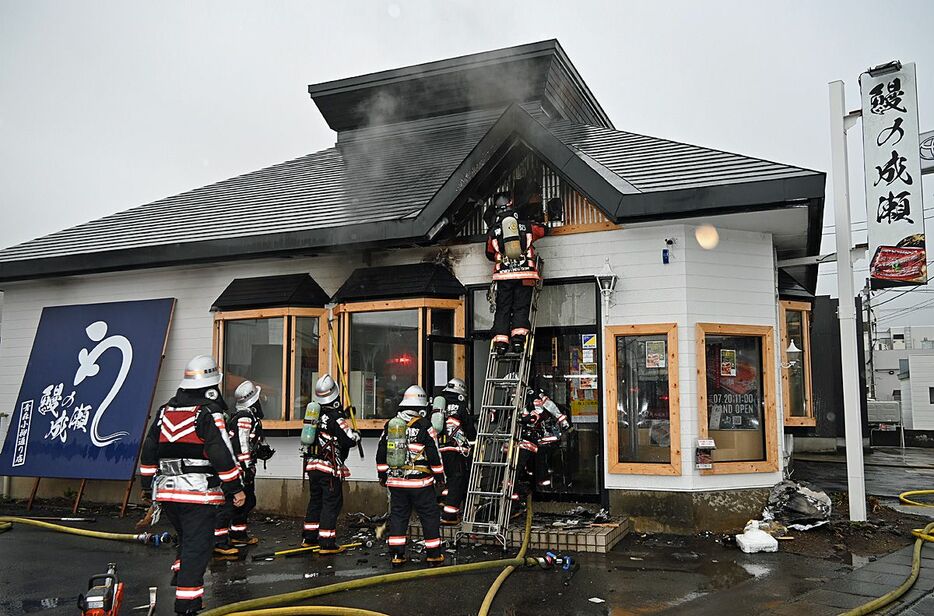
[340,298,466,431]
[604,324,682,476]
[779,300,816,427]
[213,307,327,430]
[696,323,779,475]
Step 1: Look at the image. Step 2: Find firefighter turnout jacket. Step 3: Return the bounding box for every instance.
[485,208,546,282]
[304,403,358,478]
[437,390,476,457]
[518,390,571,453]
[229,406,263,479]
[139,388,244,504]
[376,410,445,488]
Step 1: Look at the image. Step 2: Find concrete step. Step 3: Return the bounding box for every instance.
[408,514,630,554]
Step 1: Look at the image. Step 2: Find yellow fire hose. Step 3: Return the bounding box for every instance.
[204,498,537,616]
[477,499,534,615]
[838,490,934,616]
[224,609,388,616]
[0,516,153,543]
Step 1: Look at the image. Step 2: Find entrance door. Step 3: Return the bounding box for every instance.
[468,281,602,501]
[425,334,470,399]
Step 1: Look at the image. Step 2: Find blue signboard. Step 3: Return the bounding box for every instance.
[0,299,175,480]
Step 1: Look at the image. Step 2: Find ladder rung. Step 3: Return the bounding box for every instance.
[475,431,513,438]
[468,490,507,497]
[472,461,508,467]
[481,404,516,410]
[486,378,519,384]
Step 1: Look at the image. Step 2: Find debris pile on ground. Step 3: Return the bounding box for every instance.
[735,520,779,553]
[762,479,832,530]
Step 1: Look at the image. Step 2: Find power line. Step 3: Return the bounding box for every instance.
[876,296,934,323]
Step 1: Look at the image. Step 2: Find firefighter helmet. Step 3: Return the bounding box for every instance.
[179,355,223,390]
[399,385,429,409]
[443,377,467,397]
[234,379,261,409]
[314,374,341,406]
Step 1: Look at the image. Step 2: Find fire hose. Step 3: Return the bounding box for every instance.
[0,516,171,546]
[201,499,538,616]
[838,490,934,616]
[477,498,533,615]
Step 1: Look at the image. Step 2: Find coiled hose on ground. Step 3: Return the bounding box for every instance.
[207,499,537,616]
[0,515,157,543]
[838,491,934,616]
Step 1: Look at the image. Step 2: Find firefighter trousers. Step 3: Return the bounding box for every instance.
[441,452,469,522]
[303,470,343,548]
[388,485,442,560]
[227,481,257,539]
[515,446,551,495]
[492,280,534,342]
[163,501,217,614]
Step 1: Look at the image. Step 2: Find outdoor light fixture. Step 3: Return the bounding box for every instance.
[781,339,802,369]
[596,257,618,307]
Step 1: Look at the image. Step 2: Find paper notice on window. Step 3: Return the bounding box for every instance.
[583,349,594,363]
[433,361,448,387]
[720,349,737,377]
[645,340,666,368]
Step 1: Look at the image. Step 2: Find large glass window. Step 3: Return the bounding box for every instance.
[780,301,814,427]
[292,317,321,419]
[705,334,765,462]
[349,310,419,421]
[604,324,680,475]
[215,308,325,426]
[222,318,285,420]
[471,281,596,332]
[615,335,671,464]
[697,323,777,474]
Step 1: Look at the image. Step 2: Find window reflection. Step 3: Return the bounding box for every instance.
[349,310,419,420]
[705,335,765,462]
[615,334,671,464]
[223,318,284,420]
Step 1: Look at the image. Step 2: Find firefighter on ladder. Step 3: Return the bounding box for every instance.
[436,377,476,525]
[485,191,546,355]
[376,385,447,568]
[301,374,360,553]
[139,355,245,616]
[513,382,571,501]
[214,379,272,550]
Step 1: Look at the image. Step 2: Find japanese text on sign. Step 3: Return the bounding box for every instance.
[860,63,927,287]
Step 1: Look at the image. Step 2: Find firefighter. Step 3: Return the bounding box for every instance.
[485,191,546,355]
[436,377,475,525]
[513,383,571,500]
[301,374,360,554]
[139,355,245,616]
[376,385,446,568]
[214,380,266,548]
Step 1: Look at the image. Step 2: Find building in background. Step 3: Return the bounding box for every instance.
[898,354,934,434]
[875,326,934,351]
[0,41,827,532]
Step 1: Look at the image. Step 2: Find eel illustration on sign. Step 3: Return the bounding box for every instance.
[74,320,133,447]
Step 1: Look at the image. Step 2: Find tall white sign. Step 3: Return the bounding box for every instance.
[860,62,926,287]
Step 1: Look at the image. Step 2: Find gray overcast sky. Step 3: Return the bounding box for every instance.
[1,0,933,321]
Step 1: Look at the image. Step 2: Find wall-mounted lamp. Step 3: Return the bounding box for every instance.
[781,339,802,369]
[596,257,618,308]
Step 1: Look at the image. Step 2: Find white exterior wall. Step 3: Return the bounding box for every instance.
[0,224,782,492]
[907,355,934,430]
[900,378,914,429]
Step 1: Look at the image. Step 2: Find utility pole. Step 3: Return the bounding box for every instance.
[829,80,867,522]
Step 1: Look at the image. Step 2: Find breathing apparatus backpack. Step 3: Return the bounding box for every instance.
[501,214,523,259]
[430,395,446,441]
[301,402,321,452]
[386,416,408,470]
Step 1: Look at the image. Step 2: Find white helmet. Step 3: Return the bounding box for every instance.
[179,355,223,390]
[234,380,261,409]
[399,385,428,410]
[314,374,340,405]
[443,377,467,397]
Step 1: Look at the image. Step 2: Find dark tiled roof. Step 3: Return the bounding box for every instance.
[211,274,330,312]
[546,121,817,193]
[332,263,465,302]
[0,116,495,265]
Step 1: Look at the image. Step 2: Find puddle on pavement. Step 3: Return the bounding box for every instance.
[0,596,76,613]
[697,560,754,590]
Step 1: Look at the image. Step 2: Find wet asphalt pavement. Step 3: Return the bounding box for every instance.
[0,506,854,616]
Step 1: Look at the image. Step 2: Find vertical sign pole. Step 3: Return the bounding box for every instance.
[829,80,867,521]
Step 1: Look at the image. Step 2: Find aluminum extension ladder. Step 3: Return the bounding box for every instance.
[458,283,541,548]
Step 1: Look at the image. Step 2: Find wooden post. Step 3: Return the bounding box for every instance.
[26,477,40,511]
[72,479,87,515]
[120,478,135,518]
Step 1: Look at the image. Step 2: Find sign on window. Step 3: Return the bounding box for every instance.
[0,299,175,480]
[860,63,927,287]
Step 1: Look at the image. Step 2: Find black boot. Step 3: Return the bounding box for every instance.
[493,341,508,355]
[510,335,526,354]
